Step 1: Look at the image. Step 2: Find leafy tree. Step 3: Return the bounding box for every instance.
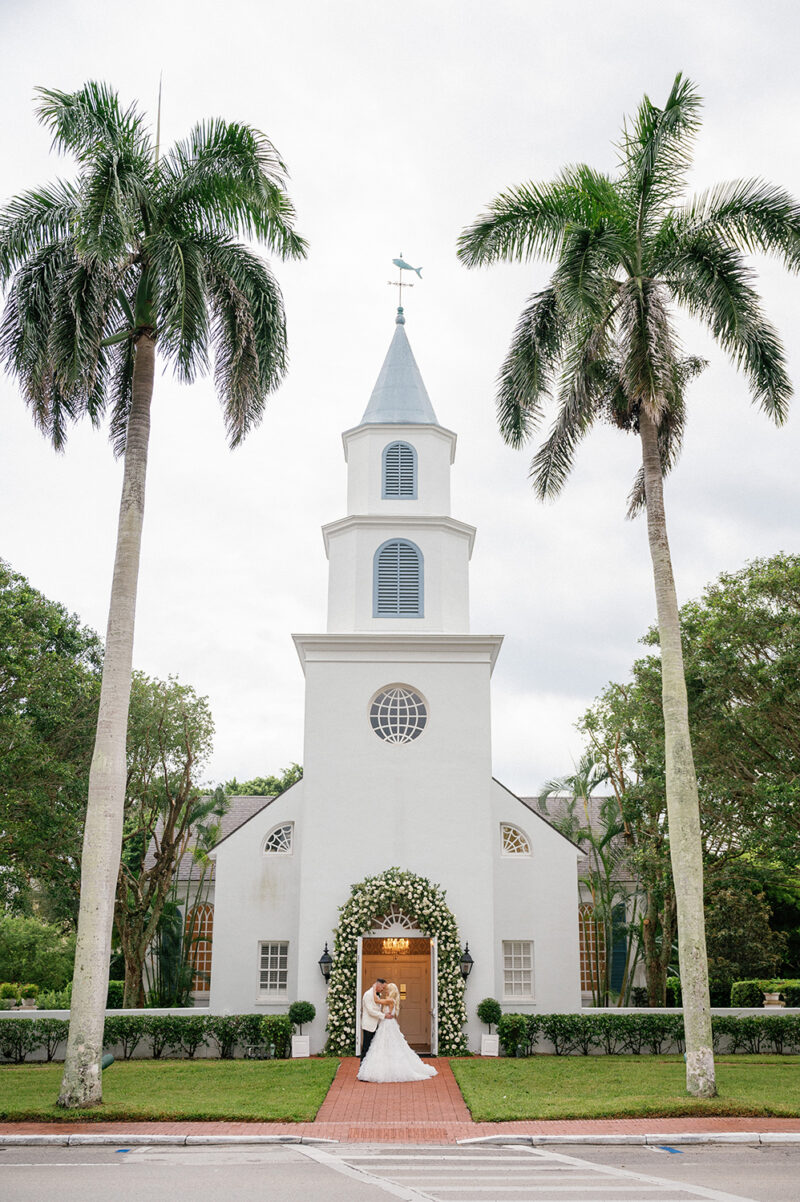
[581,553,800,1000]
[0,81,306,1107]
[222,763,302,795]
[0,915,76,989]
[703,870,787,1005]
[114,673,215,1006]
[0,560,101,924]
[458,74,800,1096]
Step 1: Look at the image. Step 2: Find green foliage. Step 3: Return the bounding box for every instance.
[0,561,102,925]
[705,881,787,1006]
[0,1018,43,1062]
[496,1013,537,1056]
[666,977,682,1007]
[106,981,124,1008]
[476,997,502,1033]
[288,1001,316,1034]
[103,1014,147,1060]
[37,982,71,1010]
[206,1015,240,1059]
[173,1015,209,1059]
[35,1017,69,1061]
[262,1014,293,1059]
[223,764,303,796]
[731,980,768,1007]
[20,984,39,998]
[145,1015,183,1059]
[0,982,19,1000]
[0,915,76,991]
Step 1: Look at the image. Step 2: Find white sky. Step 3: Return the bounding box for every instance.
[1,0,798,794]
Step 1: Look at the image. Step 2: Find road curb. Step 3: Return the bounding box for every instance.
[0,1133,338,1147]
[458,1132,800,1146]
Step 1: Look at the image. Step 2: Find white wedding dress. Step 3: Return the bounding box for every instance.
[358,1017,438,1082]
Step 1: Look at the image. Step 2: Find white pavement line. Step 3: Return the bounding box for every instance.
[422,1187,680,1193]
[523,1147,760,1202]
[296,1143,438,1201]
[2,1162,121,1168]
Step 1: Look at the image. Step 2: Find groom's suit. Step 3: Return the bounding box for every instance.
[360,987,384,1060]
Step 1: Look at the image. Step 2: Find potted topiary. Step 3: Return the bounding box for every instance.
[288,1001,316,1058]
[20,984,39,1009]
[476,998,501,1056]
[0,983,19,1009]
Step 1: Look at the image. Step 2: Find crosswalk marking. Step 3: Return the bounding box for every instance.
[322,1144,760,1202]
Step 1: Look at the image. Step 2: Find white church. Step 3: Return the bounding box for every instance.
[206,308,581,1053]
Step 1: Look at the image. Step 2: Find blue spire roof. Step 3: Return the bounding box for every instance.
[359,308,439,425]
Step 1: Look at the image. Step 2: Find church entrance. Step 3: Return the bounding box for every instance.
[360,936,433,1053]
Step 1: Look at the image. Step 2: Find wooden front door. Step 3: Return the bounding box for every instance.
[361,942,431,1052]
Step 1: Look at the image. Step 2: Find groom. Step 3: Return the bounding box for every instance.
[360,978,386,1060]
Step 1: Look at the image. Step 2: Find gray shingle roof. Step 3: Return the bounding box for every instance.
[144,794,275,882]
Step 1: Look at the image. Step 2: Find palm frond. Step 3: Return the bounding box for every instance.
[620,72,702,231]
[457,173,592,267]
[148,231,209,382]
[160,120,307,260]
[617,277,681,418]
[671,178,800,268]
[0,179,80,281]
[201,235,289,446]
[495,287,563,447]
[108,335,135,457]
[529,319,609,499]
[35,81,151,164]
[666,233,791,421]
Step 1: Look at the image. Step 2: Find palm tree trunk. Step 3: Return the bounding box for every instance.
[639,407,716,1097]
[57,333,155,1108]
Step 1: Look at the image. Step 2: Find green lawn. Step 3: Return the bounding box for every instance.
[0,1058,339,1122]
[449,1056,800,1121]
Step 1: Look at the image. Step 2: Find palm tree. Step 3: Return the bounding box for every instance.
[0,82,306,1107]
[457,73,800,1096]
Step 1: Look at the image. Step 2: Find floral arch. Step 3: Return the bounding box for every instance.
[325,867,468,1055]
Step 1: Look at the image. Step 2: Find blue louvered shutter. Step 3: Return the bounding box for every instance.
[382,442,416,498]
[374,540,423,616]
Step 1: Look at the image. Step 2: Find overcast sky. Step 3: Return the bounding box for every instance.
[1,0,798,795]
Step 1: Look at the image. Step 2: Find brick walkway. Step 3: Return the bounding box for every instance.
[3,1056,800,1143]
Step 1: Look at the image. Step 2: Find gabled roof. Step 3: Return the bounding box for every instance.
[359,310,439,426]
[209,778,302,853]
[493,777,582,852]
[144,795,277,881]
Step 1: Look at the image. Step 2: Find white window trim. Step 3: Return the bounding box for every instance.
[500,822,532,857]
[502,938,535,1002]
[257,939,289,999]
[263,822,294,856]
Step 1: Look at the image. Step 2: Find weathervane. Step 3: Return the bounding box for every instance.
[388,254,423,307]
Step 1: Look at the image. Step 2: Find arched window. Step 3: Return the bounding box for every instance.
[382,441,417,498]
[264,823,293,854]
[185,904,213,992]
[373,539,423,617]
[501,823,532,856]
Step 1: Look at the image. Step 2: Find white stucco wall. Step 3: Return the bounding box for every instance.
[343,422,456,515]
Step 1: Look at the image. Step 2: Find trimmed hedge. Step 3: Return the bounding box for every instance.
[0,1013,298,1062]
[495,1012,800,1056]
[731,979,800,1007]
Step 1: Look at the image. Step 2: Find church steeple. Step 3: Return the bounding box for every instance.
[359,308,439,426]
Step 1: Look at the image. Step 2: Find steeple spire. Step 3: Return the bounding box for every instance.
[359,310,439,426]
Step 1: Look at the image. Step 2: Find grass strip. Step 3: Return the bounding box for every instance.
[449,1055,800,1121]
[0,1058,339,1122]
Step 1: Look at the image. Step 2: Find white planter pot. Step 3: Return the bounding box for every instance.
[291,1035,310,1058]
[480,1034,499,1057]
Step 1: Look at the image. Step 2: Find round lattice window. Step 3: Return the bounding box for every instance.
[369,685,428,744]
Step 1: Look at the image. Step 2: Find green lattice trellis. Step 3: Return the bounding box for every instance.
[325,866,468,1055]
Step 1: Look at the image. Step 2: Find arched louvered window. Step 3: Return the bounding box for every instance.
[373,539,424,617]
[382,441,417,498]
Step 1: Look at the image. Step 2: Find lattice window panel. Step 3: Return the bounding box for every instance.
[501,823,531,855]
[374,539,423,617]
[382,441,416,498]
[578,903,606,992]
[264,823,293,854]
[503,940,533,998]
[372,906,416,931]
[369,685,428,743]
[259,941,288,994]
[185,904,213,992]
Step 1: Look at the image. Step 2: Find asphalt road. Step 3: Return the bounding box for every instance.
[0,1141,798,1201]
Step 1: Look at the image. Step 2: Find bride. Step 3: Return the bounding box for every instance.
[357,982,437,1082]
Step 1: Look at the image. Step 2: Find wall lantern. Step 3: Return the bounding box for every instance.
[318,942,333,983]
[460,943,474,981]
